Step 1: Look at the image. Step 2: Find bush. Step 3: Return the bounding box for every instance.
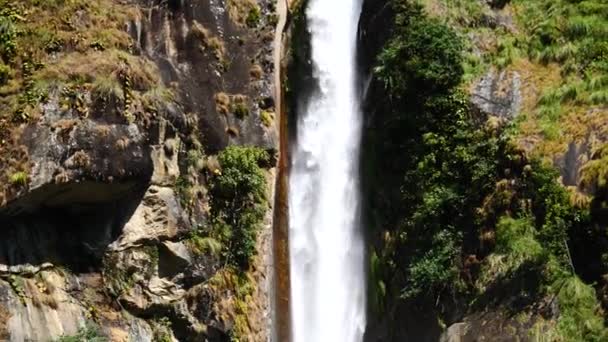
[402,230,460,299]
[9,171,28,186]
[551,276,608,341]
[0,9,17,62]
[210,146,269,268]
[245,5,261,28]
[375,2,463,98]
[0,63,10,85]
[56,322,107,342]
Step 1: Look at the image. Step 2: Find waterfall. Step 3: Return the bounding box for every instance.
[288,0,366,341]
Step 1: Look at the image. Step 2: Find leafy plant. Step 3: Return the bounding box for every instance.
[56,322,107,342]
[9,171,28,186]
[246,5,261,28]
[209,146,269,268]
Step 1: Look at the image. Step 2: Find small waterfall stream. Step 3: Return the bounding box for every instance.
[288,0,366,341]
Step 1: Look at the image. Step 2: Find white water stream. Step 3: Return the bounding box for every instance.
[288,0,366,341]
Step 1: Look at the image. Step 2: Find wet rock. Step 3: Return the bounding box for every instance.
[557,141,589,188]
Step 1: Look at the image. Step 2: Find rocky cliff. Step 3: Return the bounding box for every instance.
[0,0,280,340]
[359,0,607,341]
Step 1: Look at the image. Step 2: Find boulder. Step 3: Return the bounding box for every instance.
[471,69,522,120]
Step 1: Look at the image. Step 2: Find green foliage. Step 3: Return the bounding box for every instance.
[0,62,10,85]
[151,317,173,342]
[188,228,223,256]
[91,75,124,102]
[209,146,269,268]
[368,250,387,313]
[515,0,608,106]
[232,102,249,118]
[478,217,545,288]
[522,161,585,263]
[9,171,28,186]
[101,252,134,298]
[260,110,273,127]
[56,322,107,342]
[401,230,460,299]
[546,276,608,341]
[8,275,26,304]
[581,144,608,190]
[368,1,608,336]
[375,2,463,98]
[495,217,542,258]
[0,6,17,62]
[245,5,261,28]
[369,1,501,301]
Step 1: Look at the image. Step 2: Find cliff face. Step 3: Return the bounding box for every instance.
[359,0,608,341]
[0,0,279,340]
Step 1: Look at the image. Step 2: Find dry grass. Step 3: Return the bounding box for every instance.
[215,92,231,114]
[227,0,260,26]
[226,126,240,137]
[0,0,178,201]
[36,50,159,91]
[191,21,226,61]
[250,64,263,79]
[0,304,8,339]
[215,92,250,118]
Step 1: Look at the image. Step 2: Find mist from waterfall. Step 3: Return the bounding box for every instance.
[288,0,366,341]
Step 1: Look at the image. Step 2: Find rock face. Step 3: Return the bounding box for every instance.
[471,69,522,120]
[0,0,278,341]
[129,0,278,153]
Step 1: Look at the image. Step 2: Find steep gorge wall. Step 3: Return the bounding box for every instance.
[359,0,608,341]
[0,0,281,340]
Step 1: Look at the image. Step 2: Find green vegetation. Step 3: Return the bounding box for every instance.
[232,101,249,119]
[260,110,273,127]
[421,0,608,182]
[207,146,269,268]
[8,171,28,186]
[366,0,608,338]
[101,252,135,298]
[545,276,607,341]
[151,317,173,342]
[56,322,107,342]
[0,0,173,197]
[227,0,262,27]
[208,268,257,341]
[246,5,262,28]
[8,275,26,304]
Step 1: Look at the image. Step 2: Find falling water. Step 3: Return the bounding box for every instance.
[288,0,366,341]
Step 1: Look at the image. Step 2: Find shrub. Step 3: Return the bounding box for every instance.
[9,171,28,186]
[210,146,269,267]
[232,102,249,118]
[401,230,460,299]
[245,5,261,28]
[56,322,107,342]
[550,276,608,341]
[260,110,273,127]
[0,9,17,62]
[375,3,463,98]
[0,63,10,85]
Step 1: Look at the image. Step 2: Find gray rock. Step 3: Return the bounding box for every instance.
[159,241,192,278]
[471,69,522,120]
[111,186,190,250]
[440,322,469,342]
